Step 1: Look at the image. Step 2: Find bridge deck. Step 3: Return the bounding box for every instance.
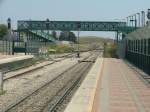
[65,58,150,112]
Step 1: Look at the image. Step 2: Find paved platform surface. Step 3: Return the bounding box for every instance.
[95,58,150,112]
[0,55,33,65]
[0,54,25,59]
[64,57,104,112]
[65,58,150,112]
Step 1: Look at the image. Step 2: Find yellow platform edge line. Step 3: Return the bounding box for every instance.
[88,58,104,112]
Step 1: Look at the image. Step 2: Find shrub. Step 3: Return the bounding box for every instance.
[48,44,74,54]
[104,43,118,58]
[0,24,8,39]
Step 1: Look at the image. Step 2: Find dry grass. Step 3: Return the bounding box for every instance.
[79,36,113,44]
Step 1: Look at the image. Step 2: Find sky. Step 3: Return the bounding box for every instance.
[0,0,149,38]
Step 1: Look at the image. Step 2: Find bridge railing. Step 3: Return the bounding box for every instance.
[29,30,56,42]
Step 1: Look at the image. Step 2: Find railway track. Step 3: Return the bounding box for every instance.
[4,51,99,112]
[4,52,93,80]
[45,53,99,112]
[3,53,76,80]
[3,53,72,74]
[4,50,97,78]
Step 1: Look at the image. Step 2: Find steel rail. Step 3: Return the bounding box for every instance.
[4,53,93,112]
[47,54,98,112]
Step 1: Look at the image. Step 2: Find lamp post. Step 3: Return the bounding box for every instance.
[77,30,80,57]
[127,17,129,26]
[141,11,145,27]
[127,17,131,26]
[130,19,137,29]
[46,18,50,34]
[137,13,140,27]
[7,18,11,29]
[129,16,133,27]
[147,9,150,25]
[76,22,81,58]
[7,18,11,55]
[128,16,130,26]
[131,16,134,27]
[45,18,50,47]
[134,14,137,28]
[130,15,137,29]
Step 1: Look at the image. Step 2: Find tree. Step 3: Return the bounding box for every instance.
[0,24,8,39]
[69,32,77,42]
[59,31,69,41]
[59,31,65,41]
[59,31,77,42]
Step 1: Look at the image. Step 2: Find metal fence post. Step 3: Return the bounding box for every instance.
[0,71,3,94]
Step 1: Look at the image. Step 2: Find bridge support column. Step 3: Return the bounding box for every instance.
[115,31,119,43]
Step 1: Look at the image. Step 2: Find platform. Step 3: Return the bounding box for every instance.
[64,57,104,112]
[64,58,150,112]
[0,55,33,65]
